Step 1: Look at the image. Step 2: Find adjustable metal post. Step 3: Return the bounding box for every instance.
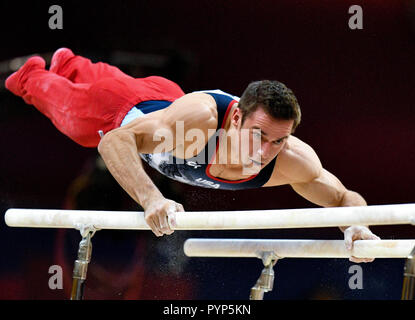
[401,245,415,300]
[70,224,97,300]
[249,252,279,300]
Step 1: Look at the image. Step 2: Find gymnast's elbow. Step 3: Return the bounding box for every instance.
[97,129,137,157]
[98,130,114,156]
[339,189,367,207]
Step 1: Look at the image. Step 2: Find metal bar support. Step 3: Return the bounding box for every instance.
[249,252,279,300]
[402,245,415,300]
[70,224,97,300]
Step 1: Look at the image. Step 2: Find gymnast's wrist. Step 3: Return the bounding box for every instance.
[339,225,370,233]
[140,190,165,210]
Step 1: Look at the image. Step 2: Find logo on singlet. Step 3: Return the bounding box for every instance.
[186,161,202,169]
[195,178,220,189]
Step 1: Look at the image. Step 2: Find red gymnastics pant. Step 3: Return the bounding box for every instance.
[6,52,185,147]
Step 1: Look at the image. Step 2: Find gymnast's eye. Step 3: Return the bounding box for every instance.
[273,138,284,145]
[252,130,261,138]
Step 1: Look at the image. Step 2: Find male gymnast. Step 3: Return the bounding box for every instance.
[5,48,380,262]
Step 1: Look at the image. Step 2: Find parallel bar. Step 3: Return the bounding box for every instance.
[5,209,148,230]
[183,239,415,259]
[4,203,415,230]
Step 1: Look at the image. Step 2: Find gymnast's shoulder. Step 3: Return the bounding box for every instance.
[263,135,323,187]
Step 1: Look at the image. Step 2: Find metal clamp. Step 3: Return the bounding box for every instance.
[249,251,279,300]
[70,224,99,300]
[402,245,415,300]
[260,251,280,267]
[75,223,99,238]
[403,246,415,278]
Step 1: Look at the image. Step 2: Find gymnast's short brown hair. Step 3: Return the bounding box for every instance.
[238,80,301,132]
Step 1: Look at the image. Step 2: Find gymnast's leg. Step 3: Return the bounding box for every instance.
[50,48,131,84]
[5,51,186,147]
[5,56,99,147]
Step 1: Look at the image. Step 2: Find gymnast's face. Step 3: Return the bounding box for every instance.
[232,105,293,171]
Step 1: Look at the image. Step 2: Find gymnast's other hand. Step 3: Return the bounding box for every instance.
[343,225,381,263]
[144,197,184,237]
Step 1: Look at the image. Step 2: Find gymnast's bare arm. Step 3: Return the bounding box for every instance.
[97,92,218,236]
[265,135,380,263]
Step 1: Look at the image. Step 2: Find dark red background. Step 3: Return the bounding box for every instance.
[0,0,414,300]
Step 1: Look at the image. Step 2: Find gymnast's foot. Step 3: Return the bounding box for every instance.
[5,56,46,97]
[50,47,75,74]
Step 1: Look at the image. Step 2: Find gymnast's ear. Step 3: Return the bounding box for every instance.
[231,106,243,128]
